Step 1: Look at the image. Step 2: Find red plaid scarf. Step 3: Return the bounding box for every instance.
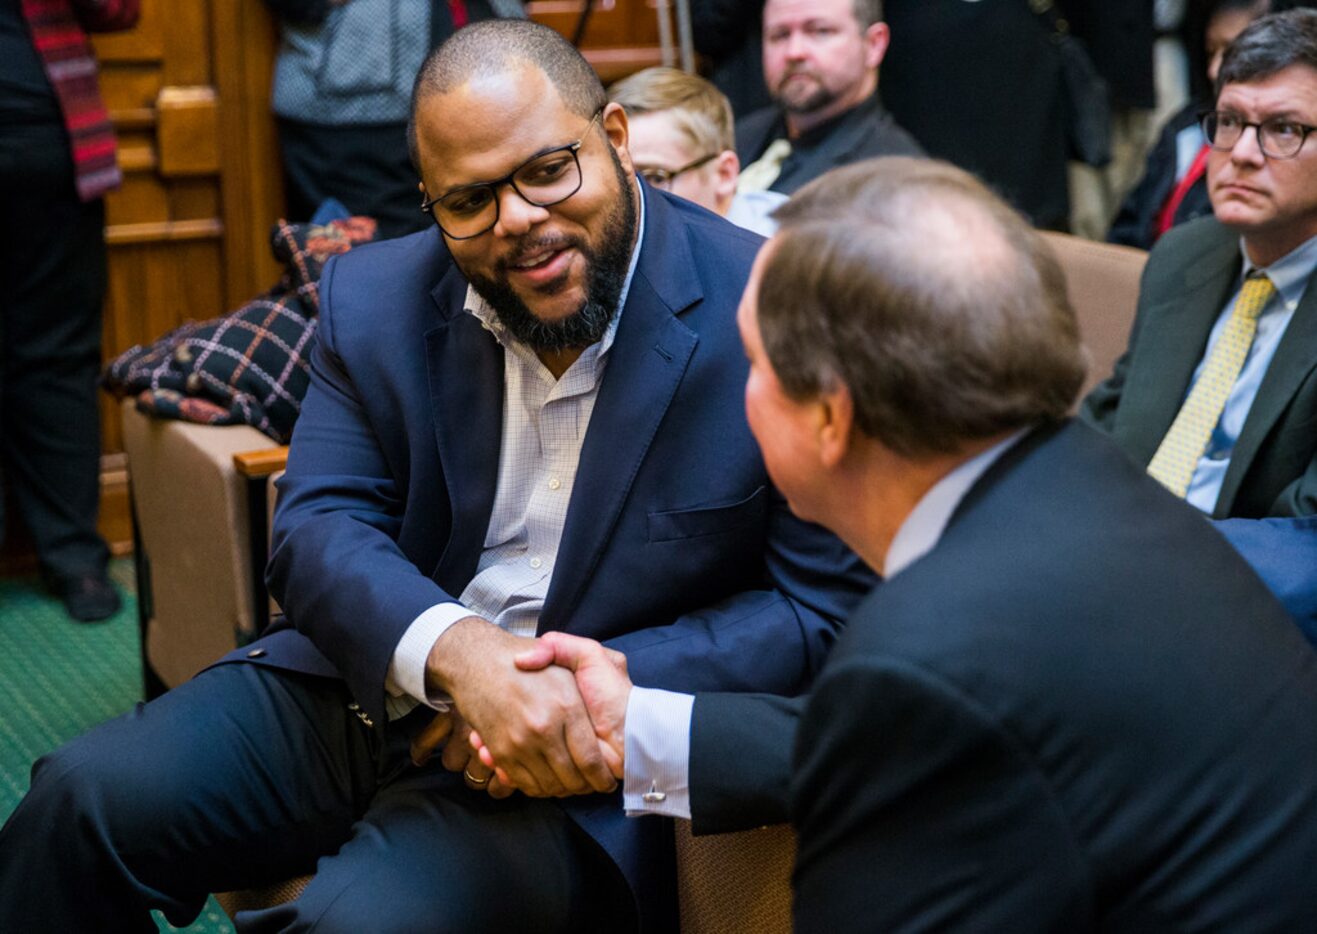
[20,0,139,201]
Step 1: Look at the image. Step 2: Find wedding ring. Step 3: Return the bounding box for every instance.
[463,767,490,787]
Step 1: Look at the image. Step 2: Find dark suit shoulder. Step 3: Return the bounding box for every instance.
[734,106,783,162]
[803,421,1317,927]
[1144,215,1238,277]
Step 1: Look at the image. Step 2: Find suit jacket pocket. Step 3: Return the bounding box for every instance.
[647,486,768,543]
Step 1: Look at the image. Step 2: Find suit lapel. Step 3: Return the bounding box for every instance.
[540,191,704,631]
[1117,233,1241,463]
[424,264,504,593]
[1218,275,1317,515]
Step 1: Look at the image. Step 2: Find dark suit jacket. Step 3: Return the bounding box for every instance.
[1082,216,1317,518]
[735,92,923,196]
[692,421,1317,931]
[217,187,876,925]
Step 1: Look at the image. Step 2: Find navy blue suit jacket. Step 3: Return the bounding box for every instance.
[220,187,875,924]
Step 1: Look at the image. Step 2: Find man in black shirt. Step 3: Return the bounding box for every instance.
[734,0,921,196]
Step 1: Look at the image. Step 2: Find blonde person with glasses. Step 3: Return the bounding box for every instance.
[609,66,786,236]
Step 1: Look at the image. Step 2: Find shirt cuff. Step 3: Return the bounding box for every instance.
[623,686,695,819]
[384,602,474,710]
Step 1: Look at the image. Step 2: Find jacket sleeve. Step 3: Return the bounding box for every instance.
[1268,454,1317,518]
[266,255,459,721]
[791,659,1091,933]
[70,0,140,32]
[688,692,805,834]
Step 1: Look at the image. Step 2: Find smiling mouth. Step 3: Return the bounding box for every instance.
[510,246,564,271]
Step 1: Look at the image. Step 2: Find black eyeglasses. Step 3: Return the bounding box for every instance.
[420,109,603,239]
[1200,110,1317,160]
[636,152,719,190]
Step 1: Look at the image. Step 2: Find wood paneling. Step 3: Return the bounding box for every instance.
[531,0,666,83]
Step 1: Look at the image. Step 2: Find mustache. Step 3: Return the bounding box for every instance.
[498,233,585,272]
[778,64,821,85]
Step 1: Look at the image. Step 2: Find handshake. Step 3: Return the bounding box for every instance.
[411,627,635,799]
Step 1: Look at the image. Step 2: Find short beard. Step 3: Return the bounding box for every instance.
[466,149,638,354]
[774,69,837,115]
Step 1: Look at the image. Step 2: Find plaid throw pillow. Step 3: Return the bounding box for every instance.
[104,217,377,442]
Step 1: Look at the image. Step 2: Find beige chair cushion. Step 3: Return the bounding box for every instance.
[1039,231,1149,404]
[675,820,795,934]
[122,401,277,687]
[214,874,312,918]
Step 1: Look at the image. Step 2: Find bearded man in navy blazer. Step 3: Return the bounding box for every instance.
[0,20,872,932]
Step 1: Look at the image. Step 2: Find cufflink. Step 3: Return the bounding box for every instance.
[347,701,374,729]
[642,780,666,804]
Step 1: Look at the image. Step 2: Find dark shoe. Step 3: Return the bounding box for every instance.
[55,573,121,623]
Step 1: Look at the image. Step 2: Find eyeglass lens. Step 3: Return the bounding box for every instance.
[1203,112,1310,159]
[431,147,583,239]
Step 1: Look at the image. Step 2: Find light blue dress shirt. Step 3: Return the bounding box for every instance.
[1183,234,1317,514]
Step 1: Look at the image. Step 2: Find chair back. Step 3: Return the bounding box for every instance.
[1039,231,1148,405]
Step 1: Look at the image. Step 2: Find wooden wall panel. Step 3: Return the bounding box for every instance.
[532,0,665,83]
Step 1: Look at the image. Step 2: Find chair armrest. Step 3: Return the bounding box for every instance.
[233,446,289,478]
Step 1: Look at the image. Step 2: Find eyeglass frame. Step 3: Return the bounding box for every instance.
[1199,109,1317,160]
[636,151,720,190]
[419,108,604,240]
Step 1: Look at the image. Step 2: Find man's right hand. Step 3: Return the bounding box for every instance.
[473,632,631,791]
[425,617,617,797]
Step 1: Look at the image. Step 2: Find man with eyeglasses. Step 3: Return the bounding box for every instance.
[0,19,873,933]
[607,66,786,236]
[1084,9,1317,519]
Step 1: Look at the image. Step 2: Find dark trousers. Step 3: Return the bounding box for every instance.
[0,120,110,581]
[0,663,636,933]
[277,118,429,240]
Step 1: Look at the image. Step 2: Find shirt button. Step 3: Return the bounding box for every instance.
[529,557,543,569]
[247,648,266,658]
[548,477,562,491]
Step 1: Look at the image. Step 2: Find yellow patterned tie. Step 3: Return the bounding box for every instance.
[737,139,793,194]
[1146,273,1276,497]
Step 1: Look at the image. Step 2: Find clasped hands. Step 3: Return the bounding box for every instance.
[409,618,632,799]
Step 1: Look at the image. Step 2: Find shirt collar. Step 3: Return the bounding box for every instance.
[883,429,1028,578]
[1238,232,1317,312]
[465,179,647,361]
[777,91,883,150]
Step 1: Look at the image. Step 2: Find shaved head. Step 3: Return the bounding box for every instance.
[407,20,606,168]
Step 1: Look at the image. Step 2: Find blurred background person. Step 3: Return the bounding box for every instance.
[735,0,921,198]
[691,0,770,117]
[879,0,1073,230]
[1110,0,1272,250]
[265,0,524,238]
[1,0,139,621]
[609,65,784,235]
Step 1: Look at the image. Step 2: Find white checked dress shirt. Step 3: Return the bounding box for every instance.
[384,193,646,717]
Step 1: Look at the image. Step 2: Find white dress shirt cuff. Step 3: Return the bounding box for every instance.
[384,602,473,710]
[623,686,695,819]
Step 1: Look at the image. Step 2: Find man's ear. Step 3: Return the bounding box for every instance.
[602,102,633,175]
[864,22,891,71]
[816,382,855,470]
[713,150,740,213]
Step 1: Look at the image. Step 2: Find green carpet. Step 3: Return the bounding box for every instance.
[0,559,235,933]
